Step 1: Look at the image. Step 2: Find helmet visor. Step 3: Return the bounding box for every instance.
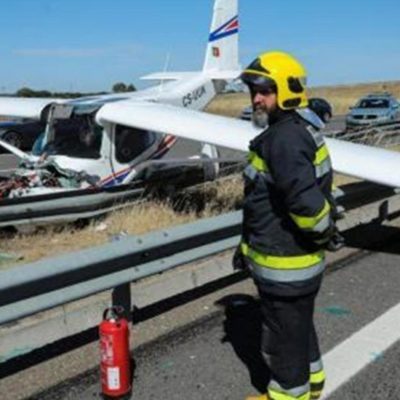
[241,71,277,90]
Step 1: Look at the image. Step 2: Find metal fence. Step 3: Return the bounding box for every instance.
[327,121,400,148]
[0,211,242,325]
[0,177,397,326]
[2,183,400,365]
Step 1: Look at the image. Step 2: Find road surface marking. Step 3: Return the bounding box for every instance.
[323,301,400,398]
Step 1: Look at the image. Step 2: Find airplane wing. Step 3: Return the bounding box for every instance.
[0,92,139,120]
[96,101,257,151]
[0,97,63,120]
[141,72,201,81]
[141,71,241,81]
[96,101,400,188]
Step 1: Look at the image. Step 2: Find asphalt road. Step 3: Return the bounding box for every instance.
[333,341,400,399]
[30,236,400,400]
[0,116,346,178]
[0,154,18,176]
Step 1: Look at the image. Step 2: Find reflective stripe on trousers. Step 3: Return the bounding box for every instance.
[310,358,325,400]
[269,380,310,400]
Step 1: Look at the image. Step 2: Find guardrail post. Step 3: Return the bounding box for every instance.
[378,200,389,222]
[112,283,132,322]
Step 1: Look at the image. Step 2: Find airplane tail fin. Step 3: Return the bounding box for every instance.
[141,0,240,82]
[203,0,240,73]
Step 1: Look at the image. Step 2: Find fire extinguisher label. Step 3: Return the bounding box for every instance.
[107,367,121,390]
[100,333,114,364]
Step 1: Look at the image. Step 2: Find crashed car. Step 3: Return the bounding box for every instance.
[0,119,45,151]
[346,93,400,129]
[0,118,90,152]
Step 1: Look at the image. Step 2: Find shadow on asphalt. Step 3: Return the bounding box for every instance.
[339,181,394,212]
[343,219,400,255]
[215,219,400,394]
[217,294,270,393]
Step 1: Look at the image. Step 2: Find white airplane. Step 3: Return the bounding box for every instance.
[0,0,241,200]
[94,101,400,189]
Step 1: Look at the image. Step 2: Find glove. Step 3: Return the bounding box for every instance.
[315,225,345,252]
[313,217,345,251]
[324,231,345,252]
[232,246,247,271]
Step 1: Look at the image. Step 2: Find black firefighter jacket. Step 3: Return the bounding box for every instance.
[241,109,336,296]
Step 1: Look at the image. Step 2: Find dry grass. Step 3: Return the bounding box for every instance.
[0,175,244,268]
[308,81,400,115]
[0,171,355,268]
[207,80,400,117]
[206,93,249,118]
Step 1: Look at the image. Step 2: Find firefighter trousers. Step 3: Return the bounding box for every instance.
[258,288,324,400]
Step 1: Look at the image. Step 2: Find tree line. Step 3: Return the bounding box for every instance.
[11,82,137,98]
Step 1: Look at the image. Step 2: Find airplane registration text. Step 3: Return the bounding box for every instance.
[182,86,206,107]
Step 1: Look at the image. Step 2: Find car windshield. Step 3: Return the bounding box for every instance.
[357,99,390,109]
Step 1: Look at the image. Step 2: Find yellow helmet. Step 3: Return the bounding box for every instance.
[241,51,308,110]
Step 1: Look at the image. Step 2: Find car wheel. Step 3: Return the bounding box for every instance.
[3,131,23,149]
[322,112,331,123]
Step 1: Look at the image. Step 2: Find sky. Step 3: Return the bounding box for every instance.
[0,0,399,93]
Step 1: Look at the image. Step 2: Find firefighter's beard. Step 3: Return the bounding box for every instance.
[252,105,269,129]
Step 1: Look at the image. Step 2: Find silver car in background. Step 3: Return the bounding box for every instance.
[346,92,400,129]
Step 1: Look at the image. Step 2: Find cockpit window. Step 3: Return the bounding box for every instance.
[42,117,102,159]
[115,125,156,164]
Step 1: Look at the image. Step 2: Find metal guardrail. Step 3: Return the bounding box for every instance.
[1,177,398,327]
[0,179,396,326]
[0,211,242,325]
[327,121,400,148]
[1,184,400,368]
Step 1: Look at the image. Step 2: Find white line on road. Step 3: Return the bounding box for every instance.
[323,301,400,398]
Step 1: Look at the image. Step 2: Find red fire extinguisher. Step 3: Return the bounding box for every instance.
[99,307,131,398]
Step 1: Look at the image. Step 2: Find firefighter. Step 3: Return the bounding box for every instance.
[234,51,343,400]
